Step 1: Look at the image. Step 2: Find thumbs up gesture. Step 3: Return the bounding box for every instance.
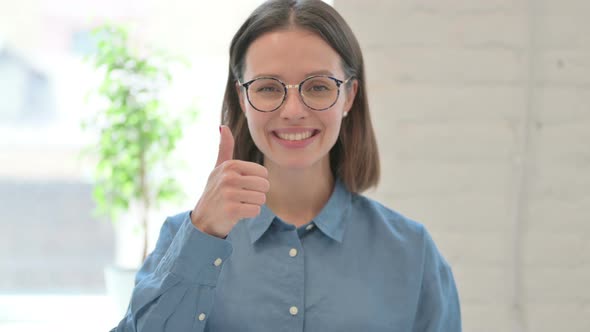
[191,125,270,238]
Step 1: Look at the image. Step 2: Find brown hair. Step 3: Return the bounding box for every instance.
[221,0,380,193]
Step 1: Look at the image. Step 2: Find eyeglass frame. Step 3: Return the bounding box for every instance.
[237,75,354,112]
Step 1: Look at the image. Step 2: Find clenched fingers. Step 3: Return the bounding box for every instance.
[224,189,266,205]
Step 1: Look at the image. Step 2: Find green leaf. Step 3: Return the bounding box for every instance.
[82,22,197,225]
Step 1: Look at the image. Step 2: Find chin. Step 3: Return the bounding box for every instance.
[271,158,312,169]
[265,153,328,171]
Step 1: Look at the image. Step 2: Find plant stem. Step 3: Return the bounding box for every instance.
[139,145,150,262]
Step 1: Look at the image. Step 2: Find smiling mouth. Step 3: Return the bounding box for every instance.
[272,130,320,141]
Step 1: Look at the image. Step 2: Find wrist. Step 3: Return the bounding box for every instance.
[190,210,225,239]
[190,210,207,233]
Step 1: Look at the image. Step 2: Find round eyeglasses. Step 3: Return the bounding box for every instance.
[238,75,354,112]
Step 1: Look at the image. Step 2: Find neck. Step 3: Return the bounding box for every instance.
[264,156,334,227]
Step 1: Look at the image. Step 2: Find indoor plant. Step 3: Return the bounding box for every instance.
[83,24,195,314]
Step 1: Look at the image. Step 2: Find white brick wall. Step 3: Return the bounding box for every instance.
[335,0,590,331]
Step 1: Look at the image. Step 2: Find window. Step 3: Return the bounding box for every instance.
[0,0,271,330]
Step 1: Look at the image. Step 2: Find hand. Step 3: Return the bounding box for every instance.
[190,125,270,238]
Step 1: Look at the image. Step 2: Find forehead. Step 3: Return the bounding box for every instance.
[243,28,343,80]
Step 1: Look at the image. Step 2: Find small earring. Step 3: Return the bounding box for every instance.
[343,112,348,118]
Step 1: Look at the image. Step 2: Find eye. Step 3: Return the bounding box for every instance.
[309,84,330,92]
[257,86,282,93]
[250,78,284,95]
[302,77,335,94]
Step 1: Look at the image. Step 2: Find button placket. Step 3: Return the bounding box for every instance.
[282,229,304,326]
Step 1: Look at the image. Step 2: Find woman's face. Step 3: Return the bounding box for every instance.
[238,27,357,171]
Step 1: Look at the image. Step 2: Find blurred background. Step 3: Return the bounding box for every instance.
[0,0,588,331]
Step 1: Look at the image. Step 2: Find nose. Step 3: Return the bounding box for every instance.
[279,88,308,120]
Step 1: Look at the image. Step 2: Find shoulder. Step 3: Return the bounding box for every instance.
[349,193,427,242]
[349,193,450,263]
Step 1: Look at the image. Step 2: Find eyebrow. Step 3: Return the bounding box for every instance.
[251,70,336,80]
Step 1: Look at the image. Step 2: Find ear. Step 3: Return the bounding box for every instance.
[343,79,358,114]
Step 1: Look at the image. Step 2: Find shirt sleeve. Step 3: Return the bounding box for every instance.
[111,211,232,332]
[412,227,462,332]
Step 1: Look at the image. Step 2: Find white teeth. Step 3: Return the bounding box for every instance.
[276,131,314,141]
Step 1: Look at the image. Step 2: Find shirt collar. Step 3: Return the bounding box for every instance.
[246,179,352,244]
[246,202,276,245]
[312,179,352,243]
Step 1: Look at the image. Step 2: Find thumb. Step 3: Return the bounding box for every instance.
[215,125,235,167]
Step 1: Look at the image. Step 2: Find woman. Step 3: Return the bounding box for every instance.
[113,0,461,331]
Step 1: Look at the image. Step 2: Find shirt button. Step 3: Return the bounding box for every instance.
[289,306,299,316]
[306,224,314,231]
[213,258,223,266]
[289,248,298,257]
[198,313,206,321]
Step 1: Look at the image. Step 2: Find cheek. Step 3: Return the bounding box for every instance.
[246,114,261,136]
[245,111,271,140]
[321,113,344,144]
[324,111,344,130]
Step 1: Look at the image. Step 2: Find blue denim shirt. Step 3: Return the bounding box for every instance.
[113,179,461,331]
